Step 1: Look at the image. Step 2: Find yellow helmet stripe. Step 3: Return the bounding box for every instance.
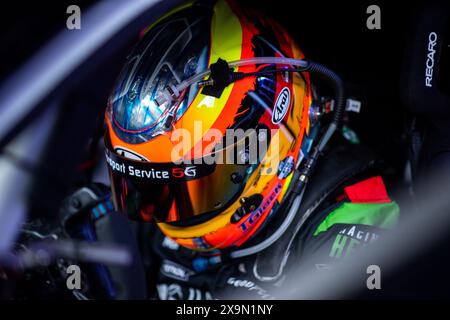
[174,0,243,160]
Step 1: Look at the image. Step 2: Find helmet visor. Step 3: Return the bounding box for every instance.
[105,139,253,224]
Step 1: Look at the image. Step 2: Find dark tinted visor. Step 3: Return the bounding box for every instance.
[105,140,252,223]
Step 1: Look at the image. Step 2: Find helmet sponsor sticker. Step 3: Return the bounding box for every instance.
[105,148,215,182]
[272,87,291,124]
[239,184,282,232]
[277,156,294,179]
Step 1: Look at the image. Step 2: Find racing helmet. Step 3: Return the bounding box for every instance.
[105,0,316,251]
